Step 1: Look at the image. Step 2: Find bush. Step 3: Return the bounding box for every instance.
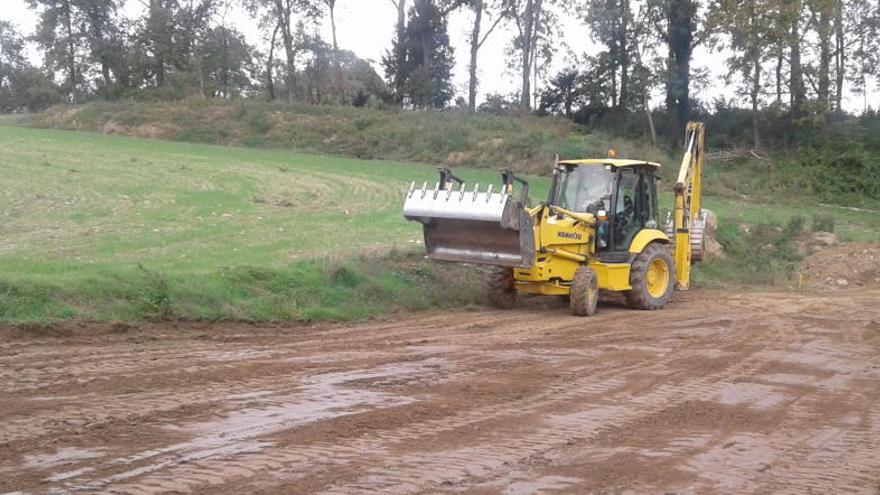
[812,214,835,233]
[773,146,880,206]
[694,219,805,287]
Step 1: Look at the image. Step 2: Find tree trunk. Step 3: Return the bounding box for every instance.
[751,56,761,149]
[520,0,534,110]
[275,0,296,104]
[610,65,618,108]
[665,0,694,136]
[468,0,482,112]
[149,0,167,88]
[329,0,343,103]
[417,1,433,105]
[62,0,76,100]
[221,25,229,98]
[834,0,844,112]
[789,0,805,120]
[194,52,206,97]
[817,4,832,113]
[267,21,279,101]
[775,47,783,105]
[645,95,657,146]
[393,0,407,104]
[618,0,629,113]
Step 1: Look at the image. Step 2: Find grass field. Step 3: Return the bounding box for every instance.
[2,124,879,324]
[1,125,544,323]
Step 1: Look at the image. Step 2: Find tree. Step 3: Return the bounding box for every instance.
[503,0,543,110]
[198,25,257,98]
[466,0,505,111]
[582,0,636,113]
[320,0,344,101]
[387,0,408,103]
[787,0,806,120]
[0,21,30,111]
[538,66,582,116]
[850,0,879,111]
[664,0,697,132]
[142,0,216,91]
[74,0,121,92]
[28,0,80,99]
[643,0,699,134]
[0,22,60,112]
[246,0,320,103]
[384,0,460,108]
[706,0,776,148]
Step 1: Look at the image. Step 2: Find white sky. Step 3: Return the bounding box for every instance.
[1,0,876,111]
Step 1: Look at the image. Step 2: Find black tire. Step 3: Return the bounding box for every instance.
[570,266,598,317]
[487,266,516,309]
[626,242,675,310]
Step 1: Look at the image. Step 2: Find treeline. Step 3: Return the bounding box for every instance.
[1,0,879,148]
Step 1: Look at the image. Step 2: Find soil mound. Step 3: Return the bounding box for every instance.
[800,243,880,289]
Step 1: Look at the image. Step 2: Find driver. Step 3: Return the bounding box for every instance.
[581,181,612,214]
[613,192,636,245]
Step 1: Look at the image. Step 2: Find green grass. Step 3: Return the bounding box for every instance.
[2,124,878,324]
[32,99,675,175]
[0,125,536,323]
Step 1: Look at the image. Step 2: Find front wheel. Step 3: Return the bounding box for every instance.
[626,242,675,310]
[570,266,598,316]
[487,266,516,309]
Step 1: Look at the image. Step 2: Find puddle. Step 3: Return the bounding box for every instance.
[22,447,105,470]
[200,349,277,362]
[55,358,448,490]
[759,373,817,386]
[713,382,789,409]
[684,434,776,490]
[44,467,95,482]
[503,474,582,494]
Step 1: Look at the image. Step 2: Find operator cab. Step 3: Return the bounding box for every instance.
[552,159,661,255]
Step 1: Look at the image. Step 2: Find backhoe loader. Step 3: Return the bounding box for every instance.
[402,122,710,316]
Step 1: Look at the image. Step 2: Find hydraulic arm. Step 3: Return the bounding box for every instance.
[672,121,705,290]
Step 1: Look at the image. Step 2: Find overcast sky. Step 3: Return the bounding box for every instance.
[2,0,876,111]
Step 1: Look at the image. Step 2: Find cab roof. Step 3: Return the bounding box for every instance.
[558,158,662,168]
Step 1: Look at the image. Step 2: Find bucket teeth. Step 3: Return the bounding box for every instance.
[402,169,535,269]
[407,181,415,197]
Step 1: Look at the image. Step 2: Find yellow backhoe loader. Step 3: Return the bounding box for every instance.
[403,122,710,316]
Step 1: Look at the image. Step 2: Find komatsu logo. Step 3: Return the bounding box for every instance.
[557,232,582,240]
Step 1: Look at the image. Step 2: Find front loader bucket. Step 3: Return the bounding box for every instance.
[403,172,535,268]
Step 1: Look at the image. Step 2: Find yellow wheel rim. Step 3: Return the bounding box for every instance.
[646,258,670,298]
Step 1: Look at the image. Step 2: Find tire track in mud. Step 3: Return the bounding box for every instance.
[43,309,762,493]
[2,290,879,494]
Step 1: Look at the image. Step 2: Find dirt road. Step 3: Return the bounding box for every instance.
[2,289,880,494]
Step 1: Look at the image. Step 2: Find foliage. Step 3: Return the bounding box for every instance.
[693,220,805,287]
[33,99,680,173]
[0,21,63,113]
[383,0,456,108]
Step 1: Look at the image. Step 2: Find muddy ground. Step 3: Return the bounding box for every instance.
[2,289,880,494]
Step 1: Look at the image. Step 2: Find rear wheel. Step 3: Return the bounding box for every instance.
[570,266,598,317]
[626,242,674,310]
[487,266,516,309]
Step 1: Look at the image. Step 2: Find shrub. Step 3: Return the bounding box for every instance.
[812,214,835,233]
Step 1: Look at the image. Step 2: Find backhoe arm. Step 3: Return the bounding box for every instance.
[673,121,705,290]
